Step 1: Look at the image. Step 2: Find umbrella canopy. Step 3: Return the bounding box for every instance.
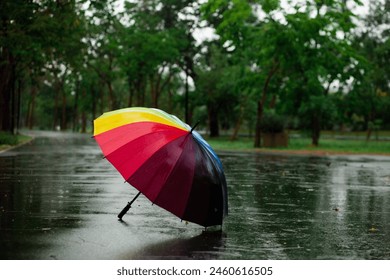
[93,107,228,227]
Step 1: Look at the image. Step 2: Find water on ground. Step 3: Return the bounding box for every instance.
[1,131,390,259]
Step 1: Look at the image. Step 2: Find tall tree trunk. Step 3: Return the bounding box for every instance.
[127,75,134,107]
[98,80,105,115]
[72,83,79,132]
[269,94,276,109]
[15,78,22,133]
[91,86,97,121]
[53,88,59,130]
[0,49,14,133]
[208,103,219,137]
[81,111,87,133]
[311,116,320,146]
[183,49,197,124]
[107,81,115,110]
[168,86,173,113]
[135,78,145,107]
[10,63,16,134]
[185,70,189,124]
[52,76,64,131]
[150,67,172,109]
[80,88,87,133]
[150,74,157,108]
[27,83,37,130]
[61,89,67,130]
[254,61,279,147]
[254,100,263,147]
[231,103,244,141]
[366,110,375,141]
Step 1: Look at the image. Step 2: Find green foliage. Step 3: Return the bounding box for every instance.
[260,113,285,133]
[260,0,280,13]
[0,0,388,145]
[298,95,338,130]
[0,132,18,146]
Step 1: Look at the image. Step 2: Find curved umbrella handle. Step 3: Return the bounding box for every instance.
[117,191,141,220]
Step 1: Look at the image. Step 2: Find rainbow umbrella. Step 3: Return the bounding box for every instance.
[93,107,228,227]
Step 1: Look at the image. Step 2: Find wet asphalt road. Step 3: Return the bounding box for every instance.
[1,131,390,260]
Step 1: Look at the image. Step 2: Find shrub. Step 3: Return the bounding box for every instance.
[261,113,285,133]
[0,132,18,146]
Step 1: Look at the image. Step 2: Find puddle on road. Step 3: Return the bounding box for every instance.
[1,132,390,259]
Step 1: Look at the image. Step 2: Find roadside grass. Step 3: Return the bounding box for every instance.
[0,132,32,152]
[1,129,389,155]
[206,133,390,155]
[281,138,390,154]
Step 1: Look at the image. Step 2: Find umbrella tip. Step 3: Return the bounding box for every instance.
[190,120,200,133]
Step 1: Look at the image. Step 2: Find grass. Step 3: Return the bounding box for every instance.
[206,134,390,155]
[1,130,389,155]
[0,132,32,152]
[285,138,390,154]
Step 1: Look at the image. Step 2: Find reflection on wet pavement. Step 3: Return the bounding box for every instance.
[1,131,390,259]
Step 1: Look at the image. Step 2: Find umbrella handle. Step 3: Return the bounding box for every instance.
[117,191,141,220]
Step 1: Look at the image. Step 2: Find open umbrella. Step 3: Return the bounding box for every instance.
[93,107,228,227]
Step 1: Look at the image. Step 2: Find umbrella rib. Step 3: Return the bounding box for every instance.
[150,134,195,219]
[123,133,189,186]
[148,137,188,204]
[192,136,229,221]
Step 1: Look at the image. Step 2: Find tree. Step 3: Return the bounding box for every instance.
[118,0,199,118]
[289,1,365,145]
[195,43,240,137]
[348,0,390,138]
[202,0,364,146]
[84,0,123,111]
[0,0,44,133]
[1,0,86,132]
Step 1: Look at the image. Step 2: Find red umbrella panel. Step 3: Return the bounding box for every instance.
[93,107,228,227]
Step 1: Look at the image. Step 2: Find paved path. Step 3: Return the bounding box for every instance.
[1,131,390,259]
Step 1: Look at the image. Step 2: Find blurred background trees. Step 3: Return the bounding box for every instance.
[1,0,389,147]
